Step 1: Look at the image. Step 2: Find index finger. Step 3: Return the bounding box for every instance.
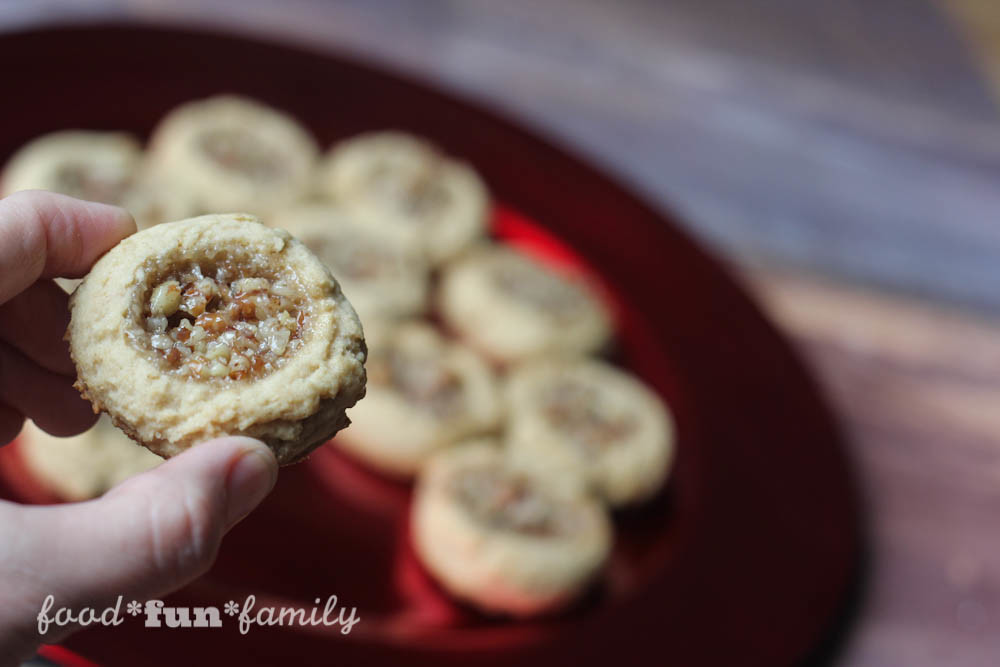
[0,190,136,304]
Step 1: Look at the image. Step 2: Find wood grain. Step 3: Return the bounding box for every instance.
[744,265,1000,666]
[1,1,999,306]
[110,0,1000,313]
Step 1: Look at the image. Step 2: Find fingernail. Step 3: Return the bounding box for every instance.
[100,202,137,234]
[225,440,278,529]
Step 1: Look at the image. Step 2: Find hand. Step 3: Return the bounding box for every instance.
[0,191,278,663]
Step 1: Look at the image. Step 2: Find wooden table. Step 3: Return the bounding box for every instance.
[4,1,1000,664]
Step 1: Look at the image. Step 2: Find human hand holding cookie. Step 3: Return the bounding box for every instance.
[0,191,279,663]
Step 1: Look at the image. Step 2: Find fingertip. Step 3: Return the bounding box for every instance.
[95,198,137,239]
[44,195,137,278]
[166,434,276,471]
[140,435,278,522]
[221,438,278,528]
[211,434,276,462]
[0,191,137,298]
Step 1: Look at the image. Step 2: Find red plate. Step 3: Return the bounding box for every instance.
[0,24,861,666]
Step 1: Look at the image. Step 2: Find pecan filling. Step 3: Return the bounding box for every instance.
[542,381,636,454]
[53,163,130,205]
[198,128,285,182]
[492,264,589,321]
[366,159,451,220]
[451,466,574,536]
[142,263,306,381]
[367,349,463,417]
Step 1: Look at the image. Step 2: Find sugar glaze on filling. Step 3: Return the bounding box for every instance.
[137,260,308,381]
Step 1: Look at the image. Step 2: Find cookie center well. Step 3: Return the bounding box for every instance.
[541,380,636,454]
[198,128,285,182]
[451,465,577,537]
[365,159,451,221]
[367,348,464,417]
[140,260,307,381]
[492,262,589,321]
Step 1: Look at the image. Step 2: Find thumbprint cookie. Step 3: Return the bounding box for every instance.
[336,323,500,477]
[68,213,366,464]
[317,131,488,265]
[147,96,318,215]
[412,442,612,616]
[0,130,195,228]
[271,204,430,326]
[504,358,674,507]
[437,244,611,364]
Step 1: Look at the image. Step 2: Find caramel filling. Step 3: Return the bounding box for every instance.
[142,262,306,381]
[367,348,463,417]
[365,159,450,220]
[451,466,575,536]
[492,263,589,321]
[542,381,635,454]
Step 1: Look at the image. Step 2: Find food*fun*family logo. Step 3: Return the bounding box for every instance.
[36,594,361,636]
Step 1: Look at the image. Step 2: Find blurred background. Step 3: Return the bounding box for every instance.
[4,0,1000,664]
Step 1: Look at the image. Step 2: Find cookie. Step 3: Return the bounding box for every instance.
[316,132,488,265]
[68,213,367,465]
[271,204,429,326]
[437,244,612,364]
[411,442,612,616]
[504,358,674,507]
[147,96,318,215]
[336,322,500,477]
[18,416,162,501]
[0,130,194,229]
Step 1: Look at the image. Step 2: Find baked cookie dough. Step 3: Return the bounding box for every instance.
[18,416,162,501]
[271,204,429,326]
[0,130,194,229]
[504,358,674,507]
[437,244,612,364]
[316,132,488,265]
[336,322,500,477]
[68,213,367,465]
[412,442,612,616]
[147,96,318,215]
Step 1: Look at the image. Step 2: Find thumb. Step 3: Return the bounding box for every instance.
[0,436,277,660]
[6,437,276,620]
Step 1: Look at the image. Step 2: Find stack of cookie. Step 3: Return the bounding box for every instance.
[1,96,676,618]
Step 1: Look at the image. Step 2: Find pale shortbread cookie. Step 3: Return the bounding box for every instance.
[316,131,488,265]
[147,96,318,215]
[437,244,612,364]
[504,358,674,507]
[0,130,195,229]
[336,322,500,477]
[412,442,612,616]
[18,417,162,501]
[271,204,429,326]
[68,213,367,465]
